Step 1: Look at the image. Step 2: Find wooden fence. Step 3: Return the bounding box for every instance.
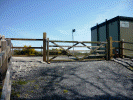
[0,35,12,100]
[113,39,133,59]
[5,32,133,63]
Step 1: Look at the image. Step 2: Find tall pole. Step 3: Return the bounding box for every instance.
[72,29,75,55]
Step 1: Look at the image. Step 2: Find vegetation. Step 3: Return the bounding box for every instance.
[13,45,89,56]
[13,45,42,56]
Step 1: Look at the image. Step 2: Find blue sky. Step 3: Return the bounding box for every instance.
[0,0,133,51]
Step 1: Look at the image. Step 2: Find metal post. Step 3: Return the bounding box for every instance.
[72,31,74,54]
[72,29,75,55]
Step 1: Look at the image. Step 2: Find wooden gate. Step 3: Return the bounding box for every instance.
[46,38,108,63]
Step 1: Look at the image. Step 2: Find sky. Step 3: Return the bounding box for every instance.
[0,0,133,51]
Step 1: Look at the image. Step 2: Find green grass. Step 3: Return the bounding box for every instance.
[12,80,28,85]
[12,79,36,86]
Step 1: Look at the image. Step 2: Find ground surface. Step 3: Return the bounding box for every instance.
[10,57,133,100]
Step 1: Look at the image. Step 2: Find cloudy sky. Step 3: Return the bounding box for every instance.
[0,0,132,50]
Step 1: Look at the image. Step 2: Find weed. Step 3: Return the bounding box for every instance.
[63,89,68,93]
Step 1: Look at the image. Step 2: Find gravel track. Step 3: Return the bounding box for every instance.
[10,57,133,100]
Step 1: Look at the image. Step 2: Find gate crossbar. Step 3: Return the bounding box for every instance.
[49,42,80,61]
[48,40,106,62]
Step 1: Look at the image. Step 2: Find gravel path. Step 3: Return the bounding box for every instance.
[10,57,133,100]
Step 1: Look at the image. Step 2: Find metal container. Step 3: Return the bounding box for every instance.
[91,16,133,56]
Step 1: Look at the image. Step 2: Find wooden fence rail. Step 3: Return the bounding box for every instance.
[6,32,47,62]
[7,33,116,63]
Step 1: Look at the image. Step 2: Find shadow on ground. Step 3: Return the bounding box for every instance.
[11,94,133,100]
[11,60,133,100]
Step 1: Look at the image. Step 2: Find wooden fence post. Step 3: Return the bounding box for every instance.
[43,32,46,62]
[1,35,8,85]
[47,38,50,63]
[1,36,7,51]
[121,39,124,58]
[6,38,11,58]
[108,37,113,60]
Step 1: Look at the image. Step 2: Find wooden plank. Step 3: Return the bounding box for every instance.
[48,54,105,56]
[88,54,105,56]
[49,55,59,61]
[47,38,49,63]
[49,40,107,44]
[43,32,46,62]
[1,58,12,100]
[6,38,43,41]
[49,45,90,47]
[43,45,106,48]
[1,56,8,85]
[81,43,105,60]
[122,41,133,44]
[81,43,91,49]
[48,50,105,53]
[120,48,133,51]
[112,41,121,43]
[66,43,79,50]
[95,50,105,52]
[122,55,133,59]
[12,55,42,57]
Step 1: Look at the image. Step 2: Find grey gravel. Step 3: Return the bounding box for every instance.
[10,57,133,100]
